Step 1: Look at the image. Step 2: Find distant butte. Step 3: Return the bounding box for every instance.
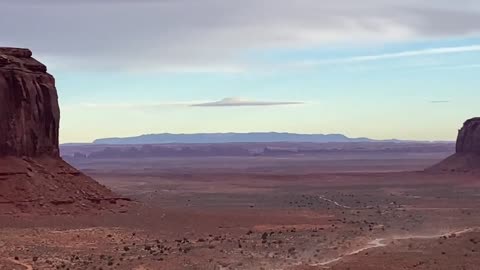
[0,47,129,214]
[456,117,480,154]
[430,117,480,173]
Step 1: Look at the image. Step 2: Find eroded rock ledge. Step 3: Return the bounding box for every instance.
[0,47,59,157]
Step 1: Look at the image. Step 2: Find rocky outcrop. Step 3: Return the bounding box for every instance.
[429,117,480,173]
[0,47,130,214]
[456,118,480,154]
[0,47,59,157]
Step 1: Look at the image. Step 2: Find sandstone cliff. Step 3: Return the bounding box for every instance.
[0,48,59,157]
[0,47,129,214]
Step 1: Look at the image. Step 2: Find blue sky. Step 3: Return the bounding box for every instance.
[2,1,480,142]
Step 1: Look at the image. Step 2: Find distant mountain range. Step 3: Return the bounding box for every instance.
[92,132,404,145]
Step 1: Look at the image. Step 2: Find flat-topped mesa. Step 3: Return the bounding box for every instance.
[0,47,59,157]
[456,117,480,154]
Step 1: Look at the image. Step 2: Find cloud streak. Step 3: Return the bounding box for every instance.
[428,63,480,70]
[191,98,304,107]
[76,101,193,110]
[72,98,304,109]
[294,45,480,67]
[345,45,480,62]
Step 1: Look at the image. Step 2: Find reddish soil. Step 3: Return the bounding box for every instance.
[0,157,131,215]
[0,156,479,269]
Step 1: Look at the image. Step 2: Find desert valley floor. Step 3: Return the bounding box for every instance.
[1,155,480,270]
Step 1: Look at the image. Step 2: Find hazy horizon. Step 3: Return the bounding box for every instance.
[62,131,456,145]
[2,1,479,143]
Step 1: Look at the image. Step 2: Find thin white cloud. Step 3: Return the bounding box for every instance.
[428,63,480,70]
[191,97,305,107]
[70,98,304,109]
[77,101,195,109]
[294,45,480,67]
[346,45,480,62]
[430,100,450,104]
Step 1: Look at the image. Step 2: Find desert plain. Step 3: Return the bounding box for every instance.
[1,146,479,270]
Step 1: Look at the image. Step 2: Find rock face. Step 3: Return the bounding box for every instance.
[456,118,480,154]
[430,117,480,173]
[0,47,129,214]
[0,47,59,157]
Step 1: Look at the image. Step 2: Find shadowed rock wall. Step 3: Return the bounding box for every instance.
[0,47,60,157]
[456,118,480,154]
[429,117,480,173]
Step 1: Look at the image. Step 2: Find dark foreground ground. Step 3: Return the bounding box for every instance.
[1,153,480,270]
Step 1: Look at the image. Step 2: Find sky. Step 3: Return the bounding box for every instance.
[1,0,480,143]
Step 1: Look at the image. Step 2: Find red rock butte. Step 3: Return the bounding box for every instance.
[456,117,480,154]
[430,117,480,173]
[0,47,129,214]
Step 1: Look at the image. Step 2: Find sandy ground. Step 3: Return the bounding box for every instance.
[1,156,479,270]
